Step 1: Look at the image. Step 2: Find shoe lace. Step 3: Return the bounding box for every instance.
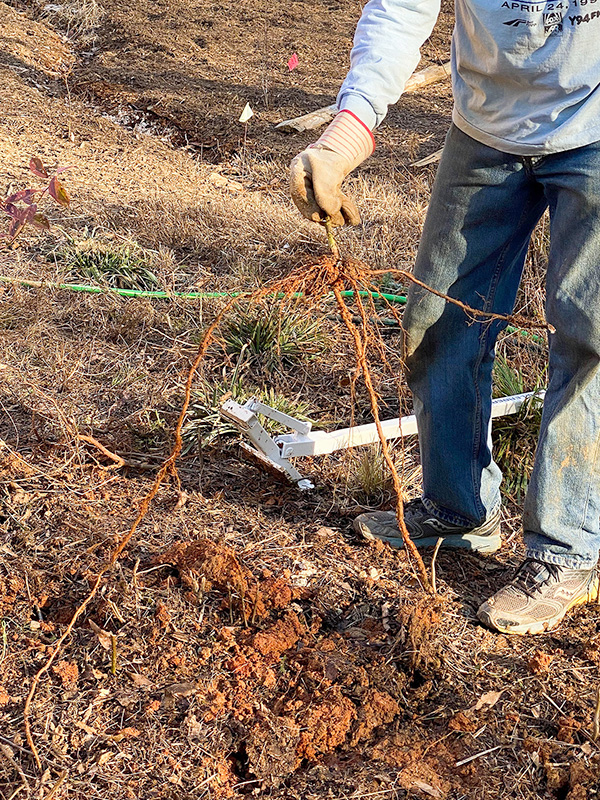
[404,498,425,512]
[512,558,562,599]
[403,498,426,520]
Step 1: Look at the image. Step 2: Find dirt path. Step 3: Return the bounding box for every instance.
[69,0,454,164]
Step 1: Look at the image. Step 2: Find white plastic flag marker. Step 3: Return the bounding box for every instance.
[239,103,254,124]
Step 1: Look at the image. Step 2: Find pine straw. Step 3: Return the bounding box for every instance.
[22,229,554,769]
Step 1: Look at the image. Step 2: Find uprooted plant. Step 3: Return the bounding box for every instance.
[21,218,555,769]
[1,157,71,244]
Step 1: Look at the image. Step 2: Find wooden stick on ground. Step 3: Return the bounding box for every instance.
[275,104,337,133]
[412,148,444,167]
[275,61,451,133]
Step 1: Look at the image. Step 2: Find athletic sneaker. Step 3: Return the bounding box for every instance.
[478,558,600,635]
[353,498,502,553]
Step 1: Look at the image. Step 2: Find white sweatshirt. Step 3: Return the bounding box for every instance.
[337,0,600,155]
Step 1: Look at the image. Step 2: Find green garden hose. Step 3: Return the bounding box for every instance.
[0,274,406,304]
[0,275,544,344]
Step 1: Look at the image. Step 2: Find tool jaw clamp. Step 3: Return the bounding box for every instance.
[220,397,315,490]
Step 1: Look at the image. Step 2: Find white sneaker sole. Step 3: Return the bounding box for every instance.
[477,576,600,635]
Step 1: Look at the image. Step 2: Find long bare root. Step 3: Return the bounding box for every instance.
[23,299,237,768]
[22,231,549,767]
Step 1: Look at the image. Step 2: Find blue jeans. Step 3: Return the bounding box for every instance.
[404,125,600,569]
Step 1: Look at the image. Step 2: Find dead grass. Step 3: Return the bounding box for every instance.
[1,3,596,800]
[35,0,103,39]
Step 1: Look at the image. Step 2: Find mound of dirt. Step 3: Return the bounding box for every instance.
[252,608,305,660]
[350,688,400,745]
[244,710,302,784]
[156,537,250,594]
[296,686,357,760]
[154,538,308,622]
[397,596,445,673]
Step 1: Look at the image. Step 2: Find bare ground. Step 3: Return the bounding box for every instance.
[0,2,599,799]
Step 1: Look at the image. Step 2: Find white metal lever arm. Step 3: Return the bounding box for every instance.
[220,390,545,490]
[274,391,544,458]
[220,398,313,488]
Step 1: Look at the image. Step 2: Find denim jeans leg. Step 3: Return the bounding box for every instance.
[404,125,547,526]
[523,144,600,568]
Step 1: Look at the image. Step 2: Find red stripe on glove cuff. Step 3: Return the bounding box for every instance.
[314,110,375,168]
[338,110,376,151]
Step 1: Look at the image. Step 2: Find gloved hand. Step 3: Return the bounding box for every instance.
[290,110,375,227]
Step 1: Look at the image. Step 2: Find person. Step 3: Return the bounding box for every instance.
[289,0,600,635]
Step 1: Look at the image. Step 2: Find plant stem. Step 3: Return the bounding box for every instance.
[322,217,340,261]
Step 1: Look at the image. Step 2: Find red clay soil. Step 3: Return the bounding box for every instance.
[252,609,305,660]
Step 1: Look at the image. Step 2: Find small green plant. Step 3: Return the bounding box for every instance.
[493,353,528,398]
[344,442,416,506]
[1,157,70,243]
[222,304,323,371]
[181,374,245,452]
[181,370,314,453]
[129,409,170,450]
[492,355,546,502]
[55,231,160,290]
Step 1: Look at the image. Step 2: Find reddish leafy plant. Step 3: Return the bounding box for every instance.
[1,157,71,243]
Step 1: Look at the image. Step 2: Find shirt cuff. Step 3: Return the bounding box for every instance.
[337,93,379,131]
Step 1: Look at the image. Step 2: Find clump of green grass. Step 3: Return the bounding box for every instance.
[492,354,546,503]
[493,352,532,398]
[344,443,422,507]
[181,374,314,453]
[53,231,160,291]
[222,304,324,371]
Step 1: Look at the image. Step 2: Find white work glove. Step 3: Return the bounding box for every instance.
[290,110,375,227]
